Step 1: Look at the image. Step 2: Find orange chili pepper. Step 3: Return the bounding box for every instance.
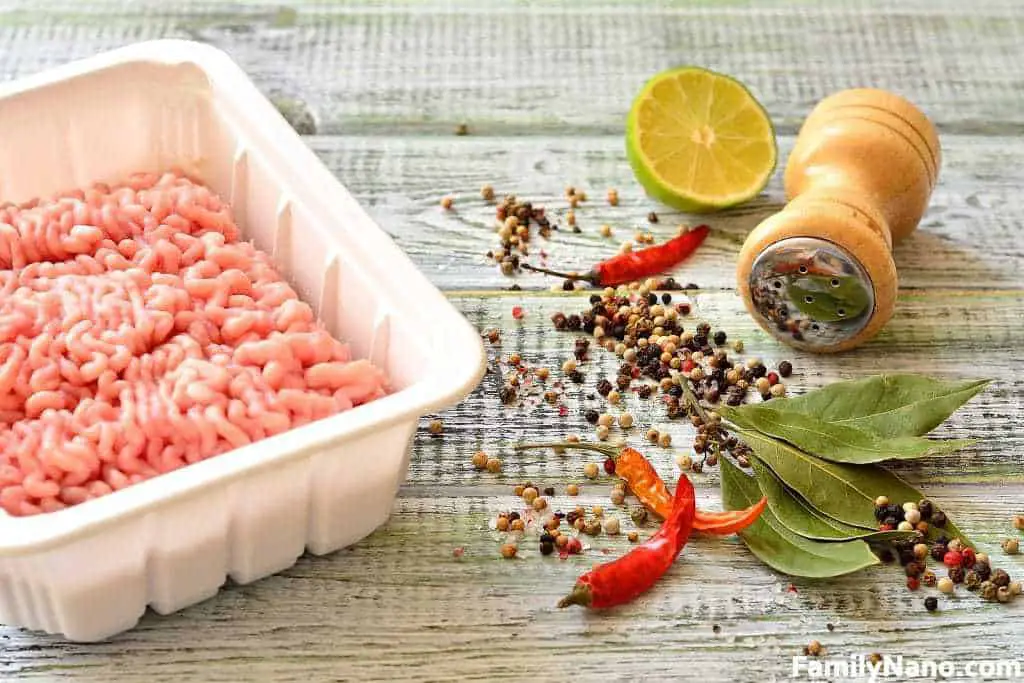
[514,442,766,535]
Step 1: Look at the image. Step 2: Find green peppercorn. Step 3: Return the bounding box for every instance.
[965,570,982,591]
[980,581,998,601]
[1002,538,1020,555]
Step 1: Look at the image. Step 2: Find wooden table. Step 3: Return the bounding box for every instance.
[3,1,1024,680]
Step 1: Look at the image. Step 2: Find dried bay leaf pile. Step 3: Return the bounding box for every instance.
[718,375,990,578]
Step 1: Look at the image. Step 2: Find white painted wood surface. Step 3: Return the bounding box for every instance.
[2,1,1024,681]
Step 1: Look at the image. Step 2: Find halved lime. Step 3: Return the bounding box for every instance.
[626,66,777,213]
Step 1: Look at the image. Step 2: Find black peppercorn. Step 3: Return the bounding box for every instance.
[877,548,895,563]
[617,376,631,391]
[924,597,938,612]
[917,499,933,521]
[661,293,672,304]
[568,370,584,384]
[509,512,520,521]
[540,541,555,556]
[930,543,948,562]
[874,505,888,521]
[647,211,659,223]
[713,330,727,345]
[543,487,555,496]
[883,516,900,528]
[589,294,601,304]
[905,561,923,577]
[647,293,658,305]
[565,511,579,525]
[992,568,1011,588]
[886,503,905,520]
[948,566,966,583]
[706,388,720,403]
[931,511,947,528]
[596,379,613,396]
[585,409,599,424]
[499,385,517,404]
[566,314,581,330]
[974,562,992,581]
[551,312,568,330]
[778,360,793,377]
[539,532,555,544]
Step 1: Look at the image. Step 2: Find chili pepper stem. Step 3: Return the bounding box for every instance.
[515,442,622,458]
[520,263,598,284]
[557,582,594,609]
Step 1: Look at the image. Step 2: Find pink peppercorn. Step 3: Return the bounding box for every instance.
[943,550,963,568]
[682,360,695,373]
[767,372,780,386]
[566,537,583,554]
[907,576,920,591]
[512,306,525,320]
[603,458,616,475]
[961,548,977,568]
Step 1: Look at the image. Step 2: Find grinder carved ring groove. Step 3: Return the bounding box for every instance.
[736,88,941,353]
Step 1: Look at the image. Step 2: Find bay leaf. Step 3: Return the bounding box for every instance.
[736,374,989,438]
[720,456,880,578]
[735,427,974,547]
[750,458,917,543]
[720,404,975,464]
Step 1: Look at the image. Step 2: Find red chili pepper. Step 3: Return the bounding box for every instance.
[558,472,695,609]
[515,441,765,535]
[520,225,709,286]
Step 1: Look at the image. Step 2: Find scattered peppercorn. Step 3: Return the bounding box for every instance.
[937,577,954,594]
[948,566,966,583]
[604,518,621,535]
[647,211,659,224]
[658,433,672,448]
[441,196,454,210]
[992,568,1011,588]
[804,640,823,657]
[471,451,488,470]
[627,531,639,543]
[485,457,502,473]
[1003,538,1020,555]
[924,596,938,612]
[428,419,444,435]
[583,462,599,479]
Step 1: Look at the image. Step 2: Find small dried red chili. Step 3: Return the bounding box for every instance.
[521,225,710,286]
[558,472,695,609]
[515,441,765,535]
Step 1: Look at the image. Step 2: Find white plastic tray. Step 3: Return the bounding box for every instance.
[0,39,486,642]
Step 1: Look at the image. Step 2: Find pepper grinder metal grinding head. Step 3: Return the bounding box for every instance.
[736,88,941,353]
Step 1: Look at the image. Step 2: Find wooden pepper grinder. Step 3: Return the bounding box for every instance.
[736,88,941,353]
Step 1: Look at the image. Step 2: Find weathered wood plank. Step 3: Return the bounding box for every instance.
[422,292,1023,486]
[0,2,1022,134]
[309,134,1024,292]
[3,486,1024,682]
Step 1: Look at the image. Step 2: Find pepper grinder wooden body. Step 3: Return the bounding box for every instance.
[736,88,941,353]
